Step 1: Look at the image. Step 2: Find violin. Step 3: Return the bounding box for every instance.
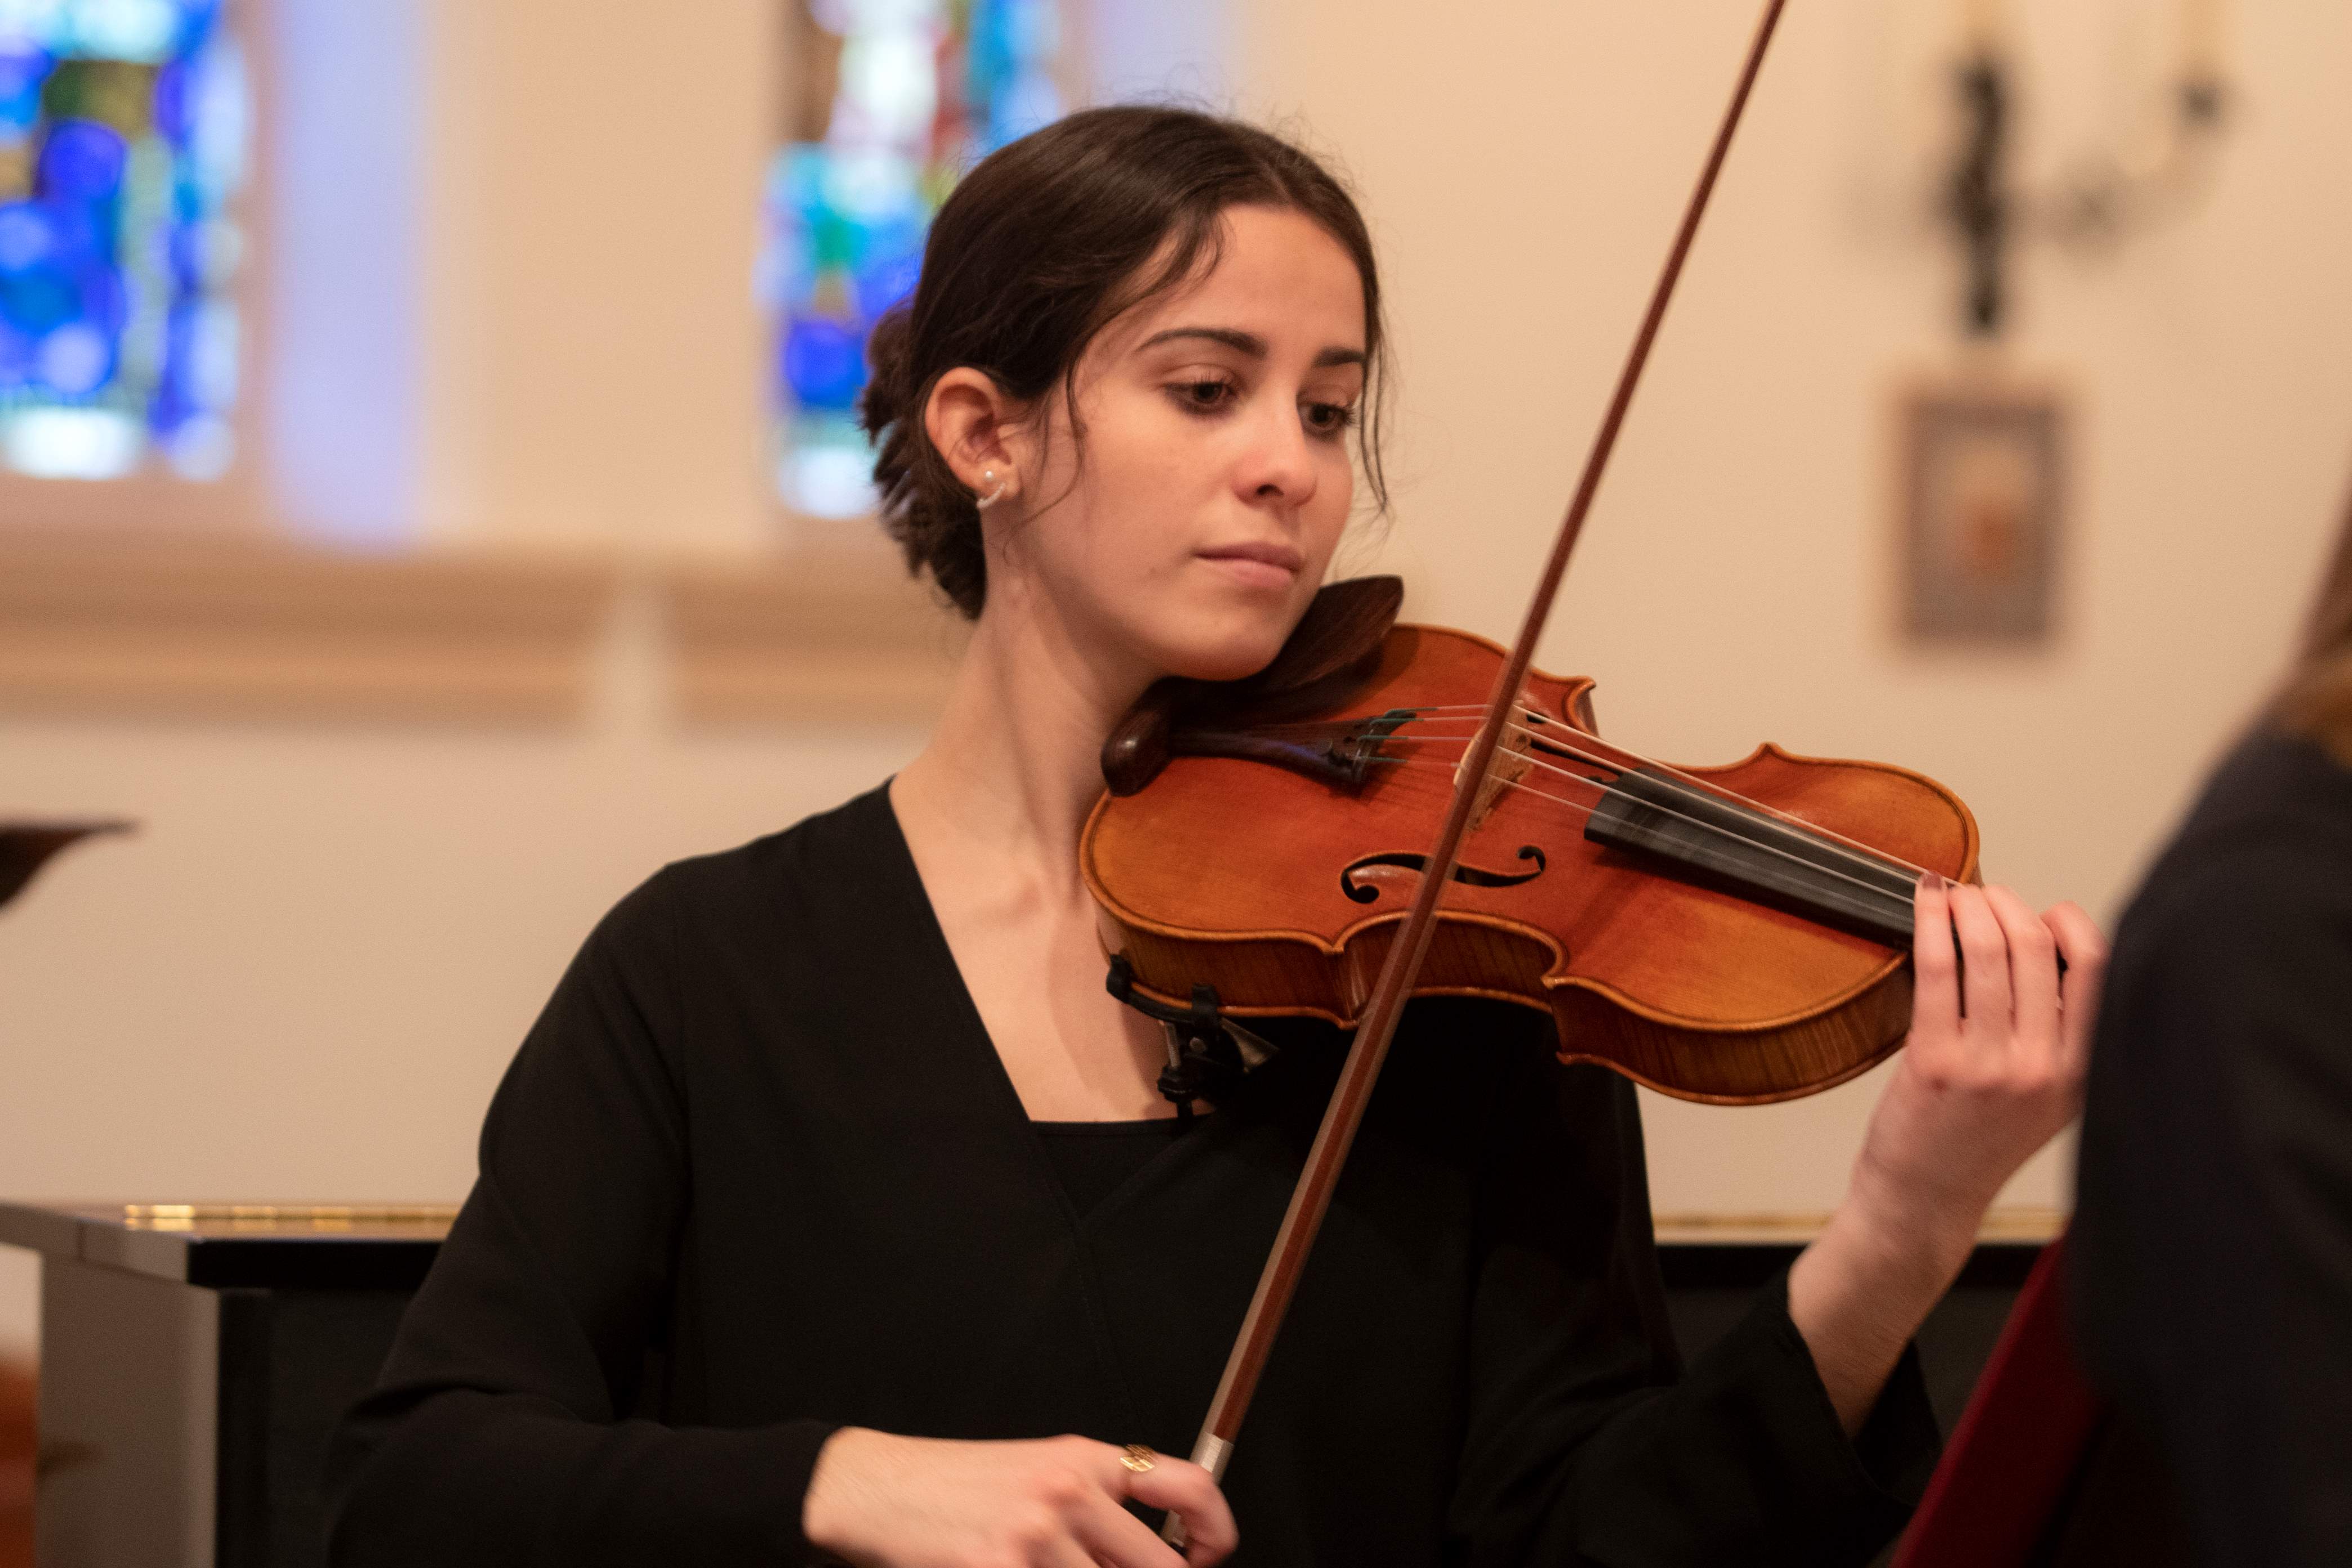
[1110,0,1932,1518]
[1081,574,1978,1106]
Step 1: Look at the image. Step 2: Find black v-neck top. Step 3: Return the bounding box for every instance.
[1034,1117,1192,1218]
[324,785,1936,1566]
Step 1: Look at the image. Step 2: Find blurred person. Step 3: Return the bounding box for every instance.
[2072,496,2352,1565]
[324,106,2102,1567]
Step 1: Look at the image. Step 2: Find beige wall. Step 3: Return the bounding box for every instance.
[6,0,2352,1357]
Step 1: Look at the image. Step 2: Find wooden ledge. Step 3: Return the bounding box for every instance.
[656,546,966,723]
[0,536,618,723]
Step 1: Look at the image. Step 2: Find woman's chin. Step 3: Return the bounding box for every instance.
[1151,621,1296,685]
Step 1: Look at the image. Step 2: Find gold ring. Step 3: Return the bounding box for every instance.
[1119,1444,1157,1473]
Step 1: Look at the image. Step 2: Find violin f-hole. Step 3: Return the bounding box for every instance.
[1339,844,1548,905]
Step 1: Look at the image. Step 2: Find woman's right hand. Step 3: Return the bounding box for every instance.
[803,1428,1237,1567]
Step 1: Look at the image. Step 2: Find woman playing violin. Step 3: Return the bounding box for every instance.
[327,106,2105,1567]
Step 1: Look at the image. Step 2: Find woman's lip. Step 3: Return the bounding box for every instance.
[1197,544,1305,572]
[1198,554,1300,590]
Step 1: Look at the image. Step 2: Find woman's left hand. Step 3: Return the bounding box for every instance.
[1848,878,2108,1267]
[1788,877,2106,1431]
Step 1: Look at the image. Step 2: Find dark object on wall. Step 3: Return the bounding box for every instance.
[0,1201,2043,1567]
[1898,378,2068,645]
[0,822,132,912]
[1947,55,2012,337]
[1939,42,2230,342]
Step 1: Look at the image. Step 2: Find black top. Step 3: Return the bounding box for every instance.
[324,785,1937,1566]
[2072,729,2352,1567]
[1034,1118,1192,1218]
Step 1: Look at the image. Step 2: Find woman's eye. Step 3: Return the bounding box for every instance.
[1303,401,1358,439]
[1173,379,1233,412]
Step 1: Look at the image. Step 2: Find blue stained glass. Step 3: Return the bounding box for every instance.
[851,240,920,321]
[40,318,110,393]
[0,48,46,127]
[764,0,1064,517]
[39,117,126,198]
[150,55,189,140]
[0,267,49,331]
[0,201,52,268]
[782,314,867,411]
[0,0,244,480]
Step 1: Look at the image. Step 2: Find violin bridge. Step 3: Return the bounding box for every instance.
[1458,697,1536,831]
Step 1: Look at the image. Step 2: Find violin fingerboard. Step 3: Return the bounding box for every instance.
[1583,769,1917,948]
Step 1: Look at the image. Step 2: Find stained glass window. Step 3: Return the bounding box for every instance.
[0,0,245,482]
[763,0,1062,519]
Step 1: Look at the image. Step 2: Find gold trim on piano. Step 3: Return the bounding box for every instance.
[122,1204,460,1233]
[1649,1208,2064,1245]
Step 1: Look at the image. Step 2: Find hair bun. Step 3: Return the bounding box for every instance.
[859,305,915,446]
[860,302,990,617]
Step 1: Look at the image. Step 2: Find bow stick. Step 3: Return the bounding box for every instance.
[1165,0,1792,1527]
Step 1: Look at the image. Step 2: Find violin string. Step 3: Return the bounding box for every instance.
[1357,747,1920,911]
[1254,705,1912,871]
[1373,724,1928,884]
[1251,709,1931,883]
[1356,755,1921,919]
[1368,763,1918,920]
[1373,752,1919,912]
[1359,758,1918,920]
[1238,705,1932,880]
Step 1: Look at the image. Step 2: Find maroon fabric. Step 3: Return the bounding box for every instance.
[0,1358,32,1568]
[1893,1235,2104,1567]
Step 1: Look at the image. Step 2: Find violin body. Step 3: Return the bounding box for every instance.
[1082,591,1979,1105]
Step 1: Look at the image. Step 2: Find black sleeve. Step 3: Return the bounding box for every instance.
[2072,842,2352,1568]
[1450,1041,1939,1566]
[322,872,838,1567]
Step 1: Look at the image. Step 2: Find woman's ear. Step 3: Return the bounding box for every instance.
[925,369,1027,511]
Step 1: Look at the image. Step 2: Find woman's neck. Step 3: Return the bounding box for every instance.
[892,587,1155,881]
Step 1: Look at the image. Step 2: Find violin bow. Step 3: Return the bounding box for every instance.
[1165,0,1792,1525]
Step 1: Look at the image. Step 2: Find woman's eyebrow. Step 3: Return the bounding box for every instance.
[1138,326,1366,369]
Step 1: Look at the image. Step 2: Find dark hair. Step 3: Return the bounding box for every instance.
[2272,487,2352,763]
[858,105,1390,619]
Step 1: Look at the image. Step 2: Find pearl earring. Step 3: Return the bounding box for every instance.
[975,468,1008,511]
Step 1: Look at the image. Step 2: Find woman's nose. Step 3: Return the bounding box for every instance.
[1235,399,1318,508]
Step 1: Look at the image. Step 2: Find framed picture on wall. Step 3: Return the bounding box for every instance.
[1896,377,2070,644]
